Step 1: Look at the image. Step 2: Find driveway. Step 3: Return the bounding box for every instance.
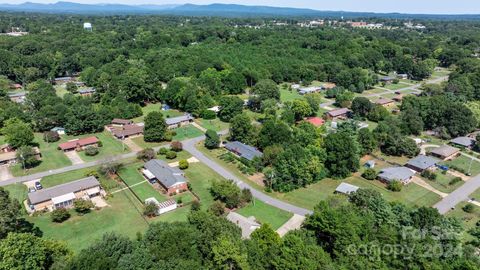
[434,173,480,214]
[276,214,306,237]
[64,151,84,165]
[123,137,142,152]
[411,176,448,198]
[0,165,13,182]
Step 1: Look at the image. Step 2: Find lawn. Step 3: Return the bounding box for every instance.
[446,202,479,242]
[132,136,167,149]
[379,83,410,91]
[280,88,304,103]
[236,200,293,230]
[196,118,229,132]
[132,125,203,149]
[423,172,463,193]
[117,163,167,203]
[77,132,130,162]
[10,133,72,177]
[157,150,192,163]
[54,85,69,97]
[132,103,185,123]
[441,155,480,176]
[3,182,28,203]
[362,88,387,95]
[184,162,219,210]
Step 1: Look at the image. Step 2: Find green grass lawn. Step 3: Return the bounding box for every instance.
[132,136,167,149]
[362,88,387,95]
[172,125,204,141]
[280,88,304,103]
[117,163,167,203]
[54,85,69,97]
[77,132,130,162]
[423,172,463,193]
[157,150,192,163]
[184,162,219,210]
[431,70,451,78]
[3,182,28,204]
[196,118,229,132]
[446,202,479,242]
[10,133,72,177]
[132,103,185,123]
[441,155,480,176]
[236,200,293,230]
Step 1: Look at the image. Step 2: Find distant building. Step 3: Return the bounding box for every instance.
[335,183,359,195]
[51,127,66,135]
[397,74,409,79]
[8,92,26,103]
[379,76,395,84]
[78,88,96,97]
[226,212,260,239]
[375,98,395,107]
[142,159,188,195]
[165,114,194,129]
[58,137,99,152]
[54,77,73,84]
[0,147,41,166]
[429,145,460,161]
[83,22,92,31]
[349,21,367,27]
[450,137,476,149]
[298,86,321,95]
[111,119,133,126]
[393,94,403,102]
[224,141,263,161]
[11,83,22,90]
[304,117,325,127]
[321,82,337,90]
[365,160,376,168]
[27,176,104,212]
[405,155,439,172]
[325,108,351,120]
[378,167,415,185]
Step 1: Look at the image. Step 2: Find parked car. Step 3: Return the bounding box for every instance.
[34,181,42,190]
[28,187,36,193]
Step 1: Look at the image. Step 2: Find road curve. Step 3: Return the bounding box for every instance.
[182,136,313,216]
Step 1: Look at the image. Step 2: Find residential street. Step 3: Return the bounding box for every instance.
[434,173,480,214]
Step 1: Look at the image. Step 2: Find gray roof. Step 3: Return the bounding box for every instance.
[144,159,186,188]
[326,108,351,117]
[224,141,263,161]
[165,115,194,126]
[78,88,96,94]
[450,137,475,148]
[430,145,460,158]
[335,183,359,194]
[8,91,26,97]
[226,212,260,239]
[28,176,100,205]
[406,155,439,170]
[378,167,415,182]
[380,76,394,81]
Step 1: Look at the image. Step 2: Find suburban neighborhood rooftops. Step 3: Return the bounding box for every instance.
[111,118,133,125]
[335,183,359,194]
[224,141,263,161]
[165,114,194,125]
[375,98,394,105]
[226,212,260,239]
[326,108,351,117]
[144,159,187,188]
[430,145,460,158]
[28,176,100,205]
[59,136,99,151]
[111,124,144,138]
[378,167,415,182]
[406,155,439,170]
[450,137,476,148]
[298,86,320,94]
[304,117,325,127]
[321,82,336,89]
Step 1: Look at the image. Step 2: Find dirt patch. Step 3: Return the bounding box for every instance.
[248,173,265,187]
[0,165,13,181]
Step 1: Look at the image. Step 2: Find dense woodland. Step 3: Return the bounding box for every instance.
[1,13,480,269]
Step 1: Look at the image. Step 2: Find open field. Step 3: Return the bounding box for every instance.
[10,133,72,177]
[196,118,229,132]
[280,88,304,102]
[76,132,130,162]
[236,200,293,230]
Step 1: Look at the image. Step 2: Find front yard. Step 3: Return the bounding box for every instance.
[76,132,130,162]
[236,200,293,230]
[441,155,480,176]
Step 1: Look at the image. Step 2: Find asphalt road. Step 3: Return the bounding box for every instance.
[434,173,480,214]
[182,136,313,216]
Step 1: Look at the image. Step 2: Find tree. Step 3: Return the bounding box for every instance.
[304,93,322,115]
[165,151,177,159]
[289,99,312,121]
[387,180,402,192]
[208,201,226,216]
[2,118,34,148]
[367,105,390,122]
[210,180,241,209]
[205,129,220,149]
[179,159,189,170]
[0,188,40,239]
[324,131,360,178]
[357,128,377,155]
[258,120,292,149]
[362,168,377,180]
[249,79,280,111]
[0,233,70,270]
[335,91,354,108]
[229,113,254,145]
[351,97,373,117]
[218,96,244,122]
[463,203,475,213]
[210,235,249,270]
[143,111,167,142]
[66,82,78,93]
[143,202,158,217]
[51,208,71,223]
[74,199,94,214]
[137,148,156,161]
[16,146,41,169]
[84,146,99,156]
[170,141,183,152]
[43,131,60,143]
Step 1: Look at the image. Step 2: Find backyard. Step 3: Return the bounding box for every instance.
[195,118,229,132]
[76,131,130,162]
[132,125,203,149]
[132,103,185,123]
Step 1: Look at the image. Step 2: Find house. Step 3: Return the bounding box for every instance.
[393,94,403,102]
[379,76,394,84]
[142,159,188,195]
[8,92,26,103]
[0,147,41,166]
[51,127,66,135]
[450,137,476,149]
[144,198,177,215]
[161,104,171,111]
[375,98,395,107]
[111,118,133,126]
[405,155,439,172]
[335,183,359,195]
[325,108,351,120]
[304,117,325,127]
[54,77,73,84]
[111,124,144,139]
[83,22,93,31]
[429,145,460,161]
[165,114,194,129]
[226,212,260,239]
[378,167,415,185]
[224,141,263,161]
[291,84,301,90]
[58,137,99,152]
[298,86,321,95]
[27,176,104,212]
[321,82,337,90]
[78,88,96,97]
[397,74,408,79]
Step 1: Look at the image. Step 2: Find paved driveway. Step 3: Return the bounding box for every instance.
[64,151,84,165]
[0,165,13,182]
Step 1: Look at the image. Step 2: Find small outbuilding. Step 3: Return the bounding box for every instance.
[335,183,359,195]
[325,108,351,120]
[144,198,177,215]
[51,127,66,135]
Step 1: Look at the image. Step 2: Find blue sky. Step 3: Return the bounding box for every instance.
[2,0,480,14]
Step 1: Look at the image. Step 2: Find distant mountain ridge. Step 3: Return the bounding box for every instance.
[0,1,479,19]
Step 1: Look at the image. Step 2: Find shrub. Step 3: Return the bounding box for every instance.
[143,202,158,217]
[240,188,253,204]
[387,180,403,192]
[179,159,189,170]
[137,148,156,161]
[51,208,71,223]
[191,200,201,211]
[84,146,99,156]
[164,132,173,142]
[208,201,226,216]
[205,129,220,149]
[449,177,463,186]
[74,199,94,214]
[421,170,437,181]
[463,203,475,213]
[210,179,241,208]
[362,168,377,180]
[157,148,168,155]
[176,197,183,204]
[165,151,177,159]
[170,141,183,152]
[200,110,216,120]
[97,141,103,147]
[43,131,60,143]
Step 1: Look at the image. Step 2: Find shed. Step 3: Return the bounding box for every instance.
[335,183,359,195]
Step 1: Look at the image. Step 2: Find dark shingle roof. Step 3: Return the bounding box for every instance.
[144,159,187,188]
[224,141,263,161]
[28,176,100,205]
[450,137,475,148]
[430,145,460,158]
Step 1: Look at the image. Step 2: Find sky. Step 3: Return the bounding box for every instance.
[2,0,480,14]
